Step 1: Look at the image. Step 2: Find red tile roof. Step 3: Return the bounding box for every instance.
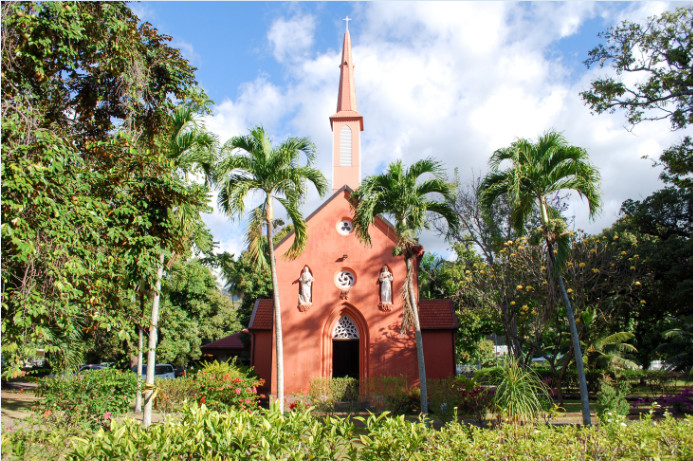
[418,299,459,329]
[200,331,246,350]
[248,299,274,330]
[248,298,457,330]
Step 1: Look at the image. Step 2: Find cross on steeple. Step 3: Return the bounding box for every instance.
[343,16,351,32]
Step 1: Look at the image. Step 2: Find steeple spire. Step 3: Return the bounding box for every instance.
[330,24,364,192]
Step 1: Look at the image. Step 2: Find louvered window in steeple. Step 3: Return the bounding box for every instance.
[340,125,352,166]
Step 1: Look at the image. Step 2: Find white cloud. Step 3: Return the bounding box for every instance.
[268,14,316,63]
[202,2,685,259]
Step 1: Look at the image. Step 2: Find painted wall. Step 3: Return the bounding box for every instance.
[253,188,455,397]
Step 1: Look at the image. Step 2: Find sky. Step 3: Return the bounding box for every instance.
[132,1,691,261]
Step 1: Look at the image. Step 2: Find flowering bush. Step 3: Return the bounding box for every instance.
[635,386,693,415]
[195,371,263,411]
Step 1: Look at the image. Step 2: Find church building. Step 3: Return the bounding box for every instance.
[246,26,459,397]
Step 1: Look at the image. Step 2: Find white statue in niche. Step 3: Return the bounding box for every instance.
[298,266,314,306]
[379,265,393,308]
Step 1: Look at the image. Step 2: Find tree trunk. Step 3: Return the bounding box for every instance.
[135,325,144,413]
[266,198,285,413]
[405,253,428,415]
[547,242,591,425]
[143,252,165,428]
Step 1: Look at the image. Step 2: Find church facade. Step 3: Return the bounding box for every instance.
[246,27,458,397]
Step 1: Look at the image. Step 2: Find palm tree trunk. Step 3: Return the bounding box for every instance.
[547,243,591,425]
[266,198,285,413]
[405,253,428,415]
[143,252,165,428]
[135,325,143,413]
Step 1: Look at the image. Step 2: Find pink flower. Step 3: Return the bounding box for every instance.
[235,388,242,395]
[104,412,112,419]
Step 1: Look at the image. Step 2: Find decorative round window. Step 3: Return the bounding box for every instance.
[335,270,355,289]
[333,316,359,339]
[336,219,353,235]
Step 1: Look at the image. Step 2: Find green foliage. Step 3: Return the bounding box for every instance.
[428,376,494,422]
[490,358,551,424]
[1,1,202,375]
[157,259,240,366]
[596,378,631,424]
[215,126,328,260]
[63,404,693,460]
[217,250,272,328]
[35,368,138,430]
[582,7,693,131]
[152,375,199,413]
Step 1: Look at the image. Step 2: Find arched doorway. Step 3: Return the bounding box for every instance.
[332,315,359,378]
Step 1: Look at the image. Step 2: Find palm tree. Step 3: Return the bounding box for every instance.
[479,130,601,425]
[350,158,460,415]
[142,103,217,428]
[215,126,327,413]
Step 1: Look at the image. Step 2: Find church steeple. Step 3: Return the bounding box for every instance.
[330,19,364,192]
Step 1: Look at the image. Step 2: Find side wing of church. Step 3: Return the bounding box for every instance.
[245,26,458,397]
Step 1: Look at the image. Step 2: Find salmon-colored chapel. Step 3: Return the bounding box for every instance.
[245,26,458,397]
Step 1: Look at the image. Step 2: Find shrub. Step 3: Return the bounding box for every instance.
[149,360,263,413]
[428,376,493,422]
[490,358,550,424]
[153,375,199,413]
[195,370,263,412]
[635,386,693,415]
[307,377,359,413]
[35,367,137,429]
[66,405,693,460]
[596,378,631,423]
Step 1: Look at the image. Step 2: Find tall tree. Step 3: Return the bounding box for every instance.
[215,126,327,413]
[479,131,601,425]
[581,6,692,192]
[142,101,216,427]
[1,1,197,376]
[350,158,460,415]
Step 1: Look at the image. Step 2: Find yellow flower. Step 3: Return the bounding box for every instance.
[620,251,627,256]
[553,249,559,254]
[525,285,533,291]
[542,281,548,286]
[465,270,471,275]
[516,285,523,291]
[640,300,647,305]
[567,288,574,294]
[590,249,596,254]
[522,305,529,311]
[531,310,537,315]
[540,266,546,271]
[630,266,636,270]
[614,235,619,240]
[567,262,573,267]
[634,281,641,286]
[592,268,600,274]
[510,253,516,257]
[510,301,516,306]
[579,262,586,268]
[634,254,640,259]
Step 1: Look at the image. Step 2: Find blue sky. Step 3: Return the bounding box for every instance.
[132,1,689,261]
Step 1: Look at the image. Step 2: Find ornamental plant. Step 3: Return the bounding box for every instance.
[194,363,264,411]
[596,378,631,423]
[35,367,138,429]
